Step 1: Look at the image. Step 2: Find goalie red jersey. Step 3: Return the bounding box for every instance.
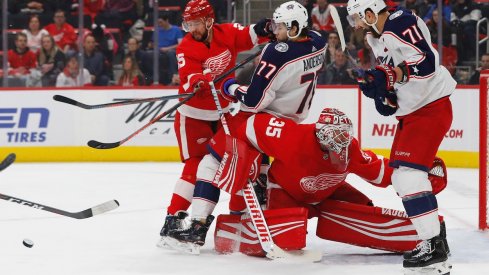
[236,112,391,204]
[177,23,262,121]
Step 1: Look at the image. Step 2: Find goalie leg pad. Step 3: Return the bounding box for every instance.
[214,207,308,257]
[317,200,420,252]
[213,135,262,195]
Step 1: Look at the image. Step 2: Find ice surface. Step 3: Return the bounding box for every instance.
[0,163,488,275]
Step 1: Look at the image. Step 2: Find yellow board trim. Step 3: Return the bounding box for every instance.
[0,147,479,168]
[0,147,182,162]
[369,149,479,168]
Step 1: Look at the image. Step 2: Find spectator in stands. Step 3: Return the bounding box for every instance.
[22,14,49,53]
[427,9,452,47]
[155,14,183,85]
[347,28,366,58]
[310,0,335,38]
[8,33,37,76]
[423,0,452,23]
[469,54,489,84]
[357,34,376,70]
[78,0,104,22]
[326,31,341,65]
[402,0,429,18]
[118,55,144,87]
[8,0,55,15]
[83,34,110,86]
[44,10,77,53]
[38,34,65,87]
[96,0,138,31]
[127,37,152,85]
[451,0,482,62]
[56,54,92,87]
[322,49,356,85]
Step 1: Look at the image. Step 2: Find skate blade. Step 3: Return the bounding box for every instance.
[156,237,172,249]
[164,237,201,255]
[266,246,322,263]
[404,260,452,275]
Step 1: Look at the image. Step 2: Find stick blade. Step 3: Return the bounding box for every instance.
[90,199,120,216]
[53,95,89,109]
[266,246,322,263]
[87,140,120,149]
[329,5,346,52]
[0,153,16,172]
[74,200,120,219]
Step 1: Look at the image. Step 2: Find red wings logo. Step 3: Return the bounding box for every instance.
[299,173,347,193]
[204,49,232,78]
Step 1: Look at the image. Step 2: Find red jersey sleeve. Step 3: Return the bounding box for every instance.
[347,139,392,188]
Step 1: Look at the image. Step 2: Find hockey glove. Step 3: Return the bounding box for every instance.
[220,78,239,103]
[253,173,268,206]
[374,96,398,116]
[253,18,273,39]
[187,71,213,96]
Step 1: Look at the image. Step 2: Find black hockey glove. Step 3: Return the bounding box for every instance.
[253,18,274,39]
[358,65,398,116]
[253,173,268,206]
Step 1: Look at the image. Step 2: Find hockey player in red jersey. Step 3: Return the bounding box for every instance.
[158,0,272,245]
[347,0,455,273]
[163,1,327,253]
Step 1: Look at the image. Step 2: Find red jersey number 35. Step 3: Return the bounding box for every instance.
[266,117,285,138]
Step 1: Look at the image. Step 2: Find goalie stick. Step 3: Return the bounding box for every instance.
[0,192,119,219]
[207,79,322,262]
[0,153,16,172]
[53,93,192,110]
[88,46,264,149]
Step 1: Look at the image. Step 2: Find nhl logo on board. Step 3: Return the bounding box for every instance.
[275,42,289,52]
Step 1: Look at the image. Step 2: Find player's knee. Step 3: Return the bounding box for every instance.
[196,154,220,182]
[391,166,432,197]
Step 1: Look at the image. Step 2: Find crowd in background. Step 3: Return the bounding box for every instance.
[1,0,487,88]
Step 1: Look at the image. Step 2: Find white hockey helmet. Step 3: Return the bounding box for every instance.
[315,108,353,154]
[272,1,308,39]
[347,0,386,27]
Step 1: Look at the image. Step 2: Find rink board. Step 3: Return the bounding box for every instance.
[0,86,479,167]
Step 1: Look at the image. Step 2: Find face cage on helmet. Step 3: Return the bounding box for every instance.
[316,124,354,154]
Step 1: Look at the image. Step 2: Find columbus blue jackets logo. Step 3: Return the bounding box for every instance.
[389,10,403,20]
[275,42,289,52]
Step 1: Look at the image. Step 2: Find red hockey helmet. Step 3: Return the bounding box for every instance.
[183,0,215,22]
[316,108,354,171]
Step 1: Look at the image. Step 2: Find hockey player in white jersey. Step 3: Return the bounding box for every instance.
[162,1,327,253]
[347,0,455,274]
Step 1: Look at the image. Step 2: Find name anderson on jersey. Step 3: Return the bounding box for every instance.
[303,52,325,72]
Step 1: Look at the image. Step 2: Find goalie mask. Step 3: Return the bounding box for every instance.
[271,1,308,39]
[315,108,354,171]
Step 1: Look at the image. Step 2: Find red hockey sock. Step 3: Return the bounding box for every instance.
[167,194,191,215]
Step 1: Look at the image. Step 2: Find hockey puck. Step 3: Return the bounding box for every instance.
[22,239,34,248]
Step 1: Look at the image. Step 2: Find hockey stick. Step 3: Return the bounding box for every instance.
[208,80,322,262]
[88,47,264,150]
[330,5,346,52]
[53,93,192,110]
[0,153,16,172]
[0,193,119,219]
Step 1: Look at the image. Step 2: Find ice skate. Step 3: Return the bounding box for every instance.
[403,235,452,275]
[404,221,450,259]
[156,211,189,248]
[165,215,215,255]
